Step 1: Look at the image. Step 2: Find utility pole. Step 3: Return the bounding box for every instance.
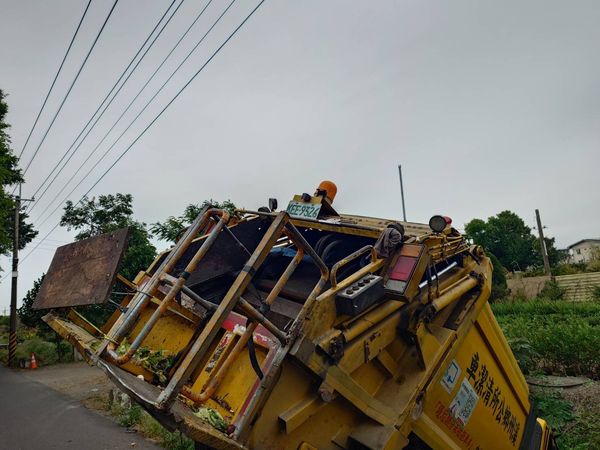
[398,165,407,222]
[8,187,33,367]
[535,209,551,277]
[8,193,20,367]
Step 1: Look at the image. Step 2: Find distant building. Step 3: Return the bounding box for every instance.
[567,239,600,264]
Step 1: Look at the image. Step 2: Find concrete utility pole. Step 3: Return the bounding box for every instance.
[8,194,20,366]
[535,209,551,277]
[8,188,33,367]
[398,165,407,222]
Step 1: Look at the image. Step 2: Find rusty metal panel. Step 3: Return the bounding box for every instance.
[33,228,129,310]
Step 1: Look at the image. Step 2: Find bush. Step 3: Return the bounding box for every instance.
[534,392,574,431]
[539,280,565,300]
[493,300,600,378]
[14,338,58,366]
[112,403,193,450]
[533,391,600,450]
[506,337,539,375]
[488,252,508,301]
[117,404,143,427]
[57,340,74,360]
[552,263,586,276]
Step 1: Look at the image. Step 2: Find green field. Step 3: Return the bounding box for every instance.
[493,299,600,449]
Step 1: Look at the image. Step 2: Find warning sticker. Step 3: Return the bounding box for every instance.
[440,360,461,394]
[449,378,479,426]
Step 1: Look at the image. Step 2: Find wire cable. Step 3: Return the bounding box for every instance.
[19,0,120,176]
[13,0,267,275]
[33,0,227,222]
[17,0,93,160]
[26,0,184,210]
[29,0,214,217]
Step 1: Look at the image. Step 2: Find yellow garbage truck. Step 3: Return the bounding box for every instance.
[35,181,555,450]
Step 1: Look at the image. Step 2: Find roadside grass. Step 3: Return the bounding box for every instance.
[0,337,74,366]
[0,319,74,366]
[532,388,600,450]
[492,299,600,379]
[110,403,194,450]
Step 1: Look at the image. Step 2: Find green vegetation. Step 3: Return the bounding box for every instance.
[0,311,74,366]
[151,200,239,243]
[538,280,565,301]
[14,338,59,365]
[116,338,175,385]
[15,193,157,336]
[194,407,228,432]
[488,252,508,300]
[465,210,559,272]
[17,275,48,331]
[495,297,600,449]
[60,193,156,280]
[524,248,600,279]
[493,299,600,379]
[111,401,230,448]
[40,193,157,327]
[533,390,600,450]
[111,403,193,450]
[0,90,37,272]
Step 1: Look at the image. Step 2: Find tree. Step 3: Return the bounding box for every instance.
[0,90,37,270]
[61,193,136,240]
[18,275,48,331]
[532,235,560,268]
[488,253,508,301]
[151,199,239,243]
[60,194,157,324]
[586,248,600,273]
[465,210,559,273]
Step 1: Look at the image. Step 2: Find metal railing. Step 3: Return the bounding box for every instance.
[99,207,329,440]
[155,211,328,415]
[102,207,230,364]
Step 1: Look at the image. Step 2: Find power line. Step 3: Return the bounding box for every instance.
[33,0,227,223]
[17,0,93,160]
[29,0,214,217]
[19,0,120,177]
[16,0,267,273]
[26,0,184,210]
[29,238,68,244]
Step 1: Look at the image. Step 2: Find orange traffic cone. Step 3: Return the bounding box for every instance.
[30,353,37,370]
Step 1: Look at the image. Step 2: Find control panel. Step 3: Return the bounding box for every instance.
[335,274,384,316]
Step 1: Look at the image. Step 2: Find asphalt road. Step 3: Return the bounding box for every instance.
[0,365,160,450]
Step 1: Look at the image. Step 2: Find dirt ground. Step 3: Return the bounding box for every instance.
[20,361,114,411]
[560,380,600,416]
[528,375,600,416]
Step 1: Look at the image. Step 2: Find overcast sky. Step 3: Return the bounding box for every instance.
[1,0,599,310]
